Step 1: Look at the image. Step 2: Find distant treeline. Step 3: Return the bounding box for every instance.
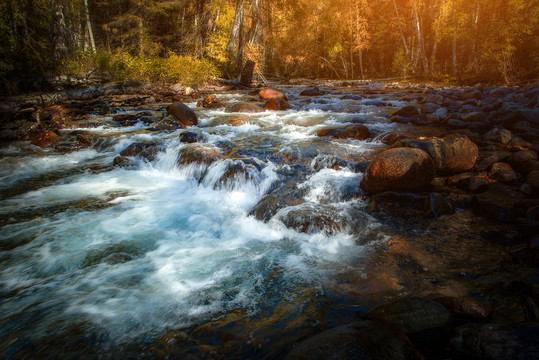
[1,0,537,85]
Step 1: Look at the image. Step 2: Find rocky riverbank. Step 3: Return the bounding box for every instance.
[0,80,538,359]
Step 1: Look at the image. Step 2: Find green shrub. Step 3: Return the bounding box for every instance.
[64,50,220,87]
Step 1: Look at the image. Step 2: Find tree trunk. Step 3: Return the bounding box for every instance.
[228,0,245,54]
[393,0,411,62]
[84,0,96,52]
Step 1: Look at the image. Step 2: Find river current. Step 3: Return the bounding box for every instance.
[0,85,519,358]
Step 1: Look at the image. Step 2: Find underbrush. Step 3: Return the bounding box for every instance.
[65,50,220,88]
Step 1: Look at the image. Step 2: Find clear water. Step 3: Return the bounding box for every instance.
[0,85,519,358]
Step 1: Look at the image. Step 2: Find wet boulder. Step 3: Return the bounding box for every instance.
[265,97,290,111]
[28,130,60,148]
[360,148,435,194]
[147,115,187,132]
[299,87,323,96]
[275,203,352,236]
[395,134,478,173]
[225,102,264,113]
[250,180,305,222]
[391,116,411,124]
[462,111,489,126]
[196,95,225,109]
[177,144,223,167]
[317,124,370,140]
[392,105,419,118]
[167,102,198,127]
[284,320,419,360]
[259,87,287,101]
[179,131,204,144]
[113,112,154,127]
[421,103,441,114]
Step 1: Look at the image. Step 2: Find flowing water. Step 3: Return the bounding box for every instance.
[0,85,523,358]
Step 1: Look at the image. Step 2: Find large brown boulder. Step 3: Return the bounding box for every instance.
[225,102,264,113]
[259,87,287,101]
[395,134,478,173]
[265,97,290,111]
[360,147,435,194]
[317,124,370,140]
[166,102,198,127]
[29,130,60,148]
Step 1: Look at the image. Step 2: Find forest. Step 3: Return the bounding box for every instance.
[1,0,538,87]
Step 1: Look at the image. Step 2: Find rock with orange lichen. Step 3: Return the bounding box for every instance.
[360,148,435,194]
[29,130,60,148]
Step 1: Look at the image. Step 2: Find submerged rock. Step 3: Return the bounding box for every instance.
[360,148,435,194]
[177,144,223,167]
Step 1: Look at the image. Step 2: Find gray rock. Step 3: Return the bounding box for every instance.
[484,127,512,144]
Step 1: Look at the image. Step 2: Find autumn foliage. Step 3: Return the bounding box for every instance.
[0,0,537,86]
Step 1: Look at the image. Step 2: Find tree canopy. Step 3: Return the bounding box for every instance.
[1,0,537,85]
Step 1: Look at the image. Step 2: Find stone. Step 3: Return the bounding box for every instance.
[113,155,131,168]
[447,118,486,131]
[391,116,411,124]
[360,148,435,194]
[483,127,512,144]
[366,82,386,92]
[177,144,222,167]
[423,94,444,105]
[452,323,539,360]
[147,115,186,132]
[276,203,353,236]
[410,114,440,125]
[265,97,290,111]
[196,95,225,109]
[381,133,407,146]
[506,150,538,174]
[28,130,60,148]
[489,162,518,183]
[259,88,287,101]
[299,87,323,96]
[507,135,531,150]
[392,105,420,118]
[424,192,454,218]
[434,107,448,120]
[474,153,503,172]
[317,124,370,140]
[167,102,198,127]
[120,141,154,157]
[433,297,490,319]
[421,103,441,114]
[179,131,203,144]
[462,111,489,125]
[225,102,264,113]
[395,134,478,173]
[284,320,419,360]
